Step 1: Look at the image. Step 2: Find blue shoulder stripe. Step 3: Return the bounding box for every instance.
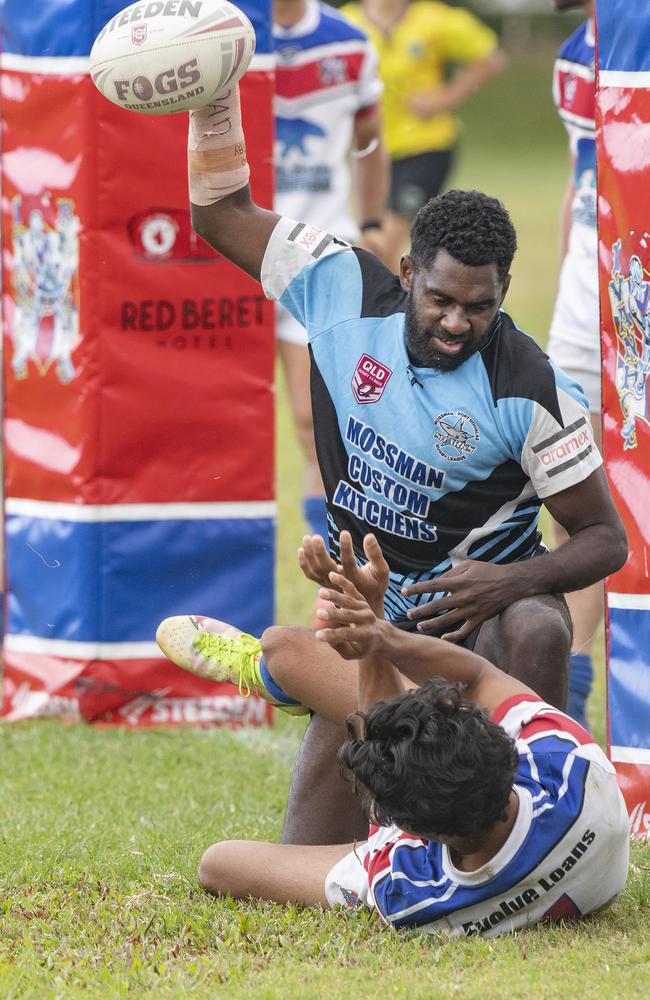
[557,21,593,67]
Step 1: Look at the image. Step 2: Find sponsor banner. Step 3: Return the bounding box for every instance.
[1,0,275,725]
[2,649,272,726]
[596,0,650,820]
[2,72,275,505]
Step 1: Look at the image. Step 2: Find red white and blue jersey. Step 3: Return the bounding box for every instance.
[273,0,382,243]
[326,695,629,936]
[553,19,596,230]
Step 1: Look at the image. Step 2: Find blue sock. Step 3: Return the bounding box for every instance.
[566,654,593,730]
[303,495,328,543]
[259,655,300,707]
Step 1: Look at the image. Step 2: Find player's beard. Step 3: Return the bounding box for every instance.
[404,294,489,372]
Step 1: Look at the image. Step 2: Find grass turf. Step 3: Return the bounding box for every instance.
[2,47,650,997]
[1,719,649,997]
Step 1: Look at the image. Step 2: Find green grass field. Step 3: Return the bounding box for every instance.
[2,47,650,998]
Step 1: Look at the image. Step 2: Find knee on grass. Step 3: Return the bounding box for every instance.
[198,841,243,896]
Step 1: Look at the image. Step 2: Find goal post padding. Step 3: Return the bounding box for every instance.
[1,0,276,726]
[596,0,650,834]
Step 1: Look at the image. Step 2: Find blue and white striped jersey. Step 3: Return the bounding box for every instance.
[262,219,602,623]
[326,695,629,937]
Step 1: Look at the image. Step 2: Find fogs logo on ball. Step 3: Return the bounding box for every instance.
[132,24,147,45]
[352,354,392,404]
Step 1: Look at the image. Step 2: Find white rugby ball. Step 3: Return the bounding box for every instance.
[90,0,256,115]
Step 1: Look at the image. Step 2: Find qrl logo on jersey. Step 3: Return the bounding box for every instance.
[132,24,148,45]
[352,354,392,404]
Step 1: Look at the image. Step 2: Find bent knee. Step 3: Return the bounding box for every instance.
[500,597,572,654]
[261,624,310,659]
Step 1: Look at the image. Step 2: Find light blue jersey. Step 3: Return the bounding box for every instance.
[262,219,601,623]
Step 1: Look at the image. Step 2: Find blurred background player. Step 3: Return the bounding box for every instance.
[342,0,506,271]
[547,0,599,730]
[274,0,388,545]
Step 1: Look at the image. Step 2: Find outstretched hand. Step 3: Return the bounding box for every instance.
[315,572,384,660]
[298,533,340,588]
[401,559,519,642]
[298,530,389,614]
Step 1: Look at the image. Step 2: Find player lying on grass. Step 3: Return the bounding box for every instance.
[156,533,629,938]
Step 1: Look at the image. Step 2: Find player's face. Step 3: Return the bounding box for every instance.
[401,249,509,371]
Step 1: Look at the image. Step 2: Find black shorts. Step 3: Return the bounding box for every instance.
[388,149,455,218]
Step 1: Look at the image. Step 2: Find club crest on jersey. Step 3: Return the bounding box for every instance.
[319,56,347,86]
[433,411,479,461]
[352,354,392,403]
[132,24,148,45]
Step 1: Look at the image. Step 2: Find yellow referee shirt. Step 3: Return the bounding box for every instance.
[342,1,498,159]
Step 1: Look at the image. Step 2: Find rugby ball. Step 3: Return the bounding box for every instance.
[90,0,256,115]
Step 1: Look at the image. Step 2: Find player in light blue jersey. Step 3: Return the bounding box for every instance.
[186,82,626,844]
[157,533,629,937]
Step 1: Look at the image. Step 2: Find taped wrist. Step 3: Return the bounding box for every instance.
[188,86,250,206]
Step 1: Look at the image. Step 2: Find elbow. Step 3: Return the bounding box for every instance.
[190,202,213,244]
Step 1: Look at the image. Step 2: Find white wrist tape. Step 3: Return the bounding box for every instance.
[188,86,250,206]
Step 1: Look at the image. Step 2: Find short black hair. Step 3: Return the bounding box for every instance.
[338,678,519,839]
[409,189,517,282]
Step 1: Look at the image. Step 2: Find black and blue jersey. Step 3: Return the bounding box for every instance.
[262,219,601,622]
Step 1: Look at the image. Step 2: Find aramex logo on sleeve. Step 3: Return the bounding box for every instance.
[532,417,592,477]
[540,428,590,467]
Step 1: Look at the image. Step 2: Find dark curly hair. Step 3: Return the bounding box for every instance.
[409,190,517,282]
[338,678,519,839]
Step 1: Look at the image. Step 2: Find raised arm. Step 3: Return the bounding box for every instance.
[316,538,536,715]
[188,87,279,281]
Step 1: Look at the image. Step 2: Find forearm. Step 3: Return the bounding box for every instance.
[352,139,388,230]
[188,87,280,280]
[438,50,507,112]
[504,522,627,599]
[357,655,405,715]
[559,170,574,259]
[371,621,486,691]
